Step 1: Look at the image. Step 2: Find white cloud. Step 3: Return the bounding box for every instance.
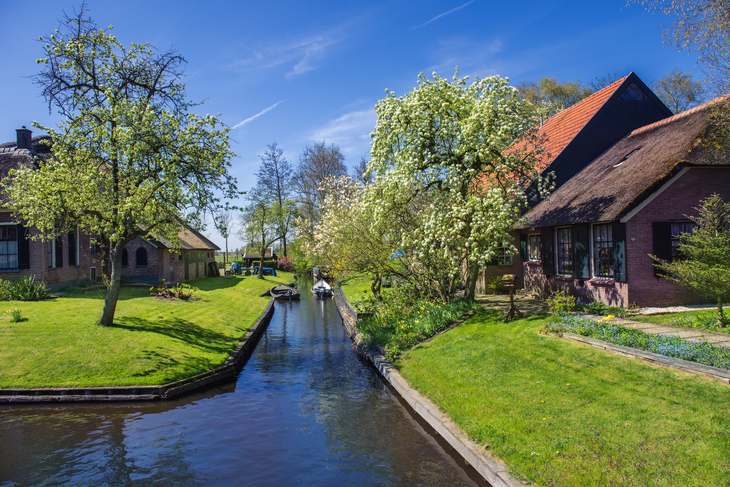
[232,100,285,130]
[309,109,377,155]
[411,0,476,30]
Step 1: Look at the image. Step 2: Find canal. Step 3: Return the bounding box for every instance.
[0,279,487,486]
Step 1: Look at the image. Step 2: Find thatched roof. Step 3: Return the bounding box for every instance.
[0,135,52,180]
[149,225,220,251]
[523,95,730,228]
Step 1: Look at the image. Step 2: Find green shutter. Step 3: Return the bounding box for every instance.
[572,224,590,279]
[652,222,672,277]
[520,234,528,261]
[541,227,554,276]
[613,222,627,282]
[17,223,29,269]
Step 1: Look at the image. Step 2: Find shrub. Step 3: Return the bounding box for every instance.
[150,280,197,300]
[278,256,294,272]
[485,274,506,294]
[546,290,576,314]
[582,301,608,315]
[8,276,48,301]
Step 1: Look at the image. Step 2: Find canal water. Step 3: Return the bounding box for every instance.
[0,279,487,486]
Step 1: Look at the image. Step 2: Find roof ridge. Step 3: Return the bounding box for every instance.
[630,93,730,136]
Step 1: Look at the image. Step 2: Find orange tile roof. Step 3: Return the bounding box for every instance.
[529,75,628,171]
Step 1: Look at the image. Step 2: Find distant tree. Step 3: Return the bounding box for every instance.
[588,71,621,91]
[516,77,592,124]
[652,68,705,113]
[352,156,372,185]
[292,141,347,235]
[652,194,730,327]
[215,210,235,264]
[10,7,235,326]
[630,0,728,95]
[238,193,285,278]
[255,143,294,256]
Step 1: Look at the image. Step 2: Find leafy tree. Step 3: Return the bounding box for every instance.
[368,71,547,301]
[238,193,285,278]
[351,156,372,185]
[652,68,705,113]
[630,0,728,95]
[214,210,235,264]
[291,141,347,234]
[6,7,235,325]
[516,77,593,123]
[255,143,294,256]
[653,194,730,326]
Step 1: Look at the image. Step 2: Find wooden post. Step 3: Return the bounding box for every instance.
[502,274,524,322]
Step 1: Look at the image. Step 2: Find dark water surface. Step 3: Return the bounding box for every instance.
[0,279,486,486]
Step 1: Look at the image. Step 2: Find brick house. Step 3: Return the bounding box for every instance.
[0,127,218,290]
[479,74,730,307]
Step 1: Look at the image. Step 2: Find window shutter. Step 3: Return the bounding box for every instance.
[17,223,30,269]
[652,222,672,277]
[572,224,590,279]
[55,237,63,268]
[67,231,76,266]
[519,234,528,261]
[541,227,554,276]
[612,222,627,282]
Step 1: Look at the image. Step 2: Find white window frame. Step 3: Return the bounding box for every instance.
[0,223,19,270]
[591,222,614,278]
[497,246,513,266]
[528,234,542,261]
[556,227,573,275]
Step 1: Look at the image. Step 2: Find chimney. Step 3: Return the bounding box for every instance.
[16,126,32,150]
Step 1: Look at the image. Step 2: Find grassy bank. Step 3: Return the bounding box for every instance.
[630,308,730,334]
[395,311,730,486]
[338,273,373,297]
[0,273,293,389]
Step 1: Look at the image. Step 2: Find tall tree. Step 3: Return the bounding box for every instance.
[255,143,294,256]
[369,71,547,301]
[6,7,236,325]
[630,0,729,95]
[291,141,347,233]
[238,193,285,278]
[351,156,372,185]
[652,68,705,113]
[215,210,235,264]
[516,77,593,123]
[652,194,730,326]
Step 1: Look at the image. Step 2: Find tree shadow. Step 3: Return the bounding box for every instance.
[109,316,235,356]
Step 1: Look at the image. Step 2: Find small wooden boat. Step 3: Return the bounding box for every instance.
[311,279,333,298]
[269,285,301,301]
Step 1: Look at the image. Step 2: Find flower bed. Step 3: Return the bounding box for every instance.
[545,314,730,370]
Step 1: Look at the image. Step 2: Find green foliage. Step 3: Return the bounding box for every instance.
[4,308,24,323]
[516,77,593,122]
[652,68,705,113]
[7,276,49,301]
[485,274,506,294]
[545,290,576,314]
[652,194,730,326]
[150,280,197,300]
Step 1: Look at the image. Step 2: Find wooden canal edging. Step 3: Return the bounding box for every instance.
[333,288,528,487]
[0,297,277,403]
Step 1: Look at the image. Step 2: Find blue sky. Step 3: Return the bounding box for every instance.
[0,0,702,249]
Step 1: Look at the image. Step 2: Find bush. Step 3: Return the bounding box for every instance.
[546,290,576,314]
[8,276,48,301]
[278,256,294,272]
[150,280,197,300]
[485,274,506,294]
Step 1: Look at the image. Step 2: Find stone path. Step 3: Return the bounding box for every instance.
[588,314,730,349]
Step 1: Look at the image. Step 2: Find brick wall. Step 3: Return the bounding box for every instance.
[476,231,524,294]
[121,239,160,281]
[625,167,730,306]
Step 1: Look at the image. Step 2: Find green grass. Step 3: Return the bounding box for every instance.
[338,273,374,297]
[630,308,730,334]
[0,272,293,389]
[396,311,730,487]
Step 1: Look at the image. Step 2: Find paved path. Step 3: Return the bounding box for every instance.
[587,314,730,349]
[474,293,550,315]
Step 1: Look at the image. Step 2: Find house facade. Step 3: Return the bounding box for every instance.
[479,74,730,307]
[0,127,219,290]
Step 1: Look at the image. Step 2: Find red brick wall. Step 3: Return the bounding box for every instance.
[625,167,730,306]
[121,239,160,279]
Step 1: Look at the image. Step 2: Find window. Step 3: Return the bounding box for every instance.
[528,234,541,261]
[90,239,98,254]
[67,228,78,266]
[671,222,695,259]
[497,247,513,266]
[0,225,18,270]
[122,248,128,266]
[136,248,148,267]
[90,266,97,282]
[47,240,56,268]
[557,228,573,274]
[593,224,614,277]
[617,82,649,101]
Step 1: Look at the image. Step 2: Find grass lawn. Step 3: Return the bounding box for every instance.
[629,308,730,334]
[0,272,293,389]
[338,273,373,297]
[396,310,730,487]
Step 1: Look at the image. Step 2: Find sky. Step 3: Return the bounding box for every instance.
[0,0,704,251]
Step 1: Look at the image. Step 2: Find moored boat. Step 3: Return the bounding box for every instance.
[311,279,333,298]
[269,285,301,301]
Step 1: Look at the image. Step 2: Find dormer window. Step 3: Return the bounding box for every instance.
[613,148,641,167]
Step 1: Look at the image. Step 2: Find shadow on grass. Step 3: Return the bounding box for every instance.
[130,348,221,379]
[110,316,235,356]
[60,277,247,302]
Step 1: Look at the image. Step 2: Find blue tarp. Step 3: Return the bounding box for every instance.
[254,266,277,276]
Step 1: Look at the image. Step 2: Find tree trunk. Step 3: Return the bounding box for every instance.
[371,273,382,300]
[225,237,228,265]
[99,245,123,326]
[283,235,288,258]
[464,261,479,302]
[718,298,726,327]
[258,242,266,279]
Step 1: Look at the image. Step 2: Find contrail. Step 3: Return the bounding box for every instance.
[232,100,285,129]
[411,0,475,29]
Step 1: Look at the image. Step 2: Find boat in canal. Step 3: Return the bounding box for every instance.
[310,279,333,298]
[269,284,301,301]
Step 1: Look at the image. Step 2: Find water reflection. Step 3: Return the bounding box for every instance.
[0,279,485,486]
